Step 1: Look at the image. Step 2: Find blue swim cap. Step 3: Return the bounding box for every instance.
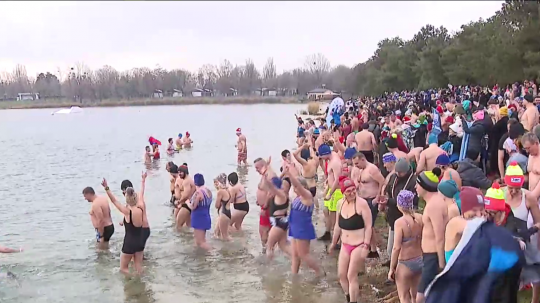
[271,176,283,189]
[193,173,205,186]
[318,144,331,157]
[436,153,450,166]
[178,133,183,138]
[313,128,320,135]
[427,133,438,145]
[344,147,357,160]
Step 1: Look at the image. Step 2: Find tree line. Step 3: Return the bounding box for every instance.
[0,1,537,102]
[0,54,355,102]
[353,1,540,96]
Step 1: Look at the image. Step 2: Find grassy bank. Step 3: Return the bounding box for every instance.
[0,96,301,110]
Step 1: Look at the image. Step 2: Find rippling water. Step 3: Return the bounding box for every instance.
[0,104,348,303]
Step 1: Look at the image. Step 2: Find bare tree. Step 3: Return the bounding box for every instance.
[262,57,277,88]
[304,53,331,87]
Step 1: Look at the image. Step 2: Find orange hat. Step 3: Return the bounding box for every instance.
[504,161,524,187]
[485,183,506,211]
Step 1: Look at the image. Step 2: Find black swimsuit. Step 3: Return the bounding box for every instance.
[221,191,232,220]
[270,197,290,231]
[122,208,145,255]
[234,188,250,213]
[338,201,365,231]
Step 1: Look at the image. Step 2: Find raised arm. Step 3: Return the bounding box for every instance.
[293,146,308,166]
[102,178,130,216]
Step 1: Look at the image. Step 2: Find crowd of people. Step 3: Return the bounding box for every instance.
[79,80,540,303]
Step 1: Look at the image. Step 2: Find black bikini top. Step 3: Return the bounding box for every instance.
[270,197,290,216]
[338,201,365,231]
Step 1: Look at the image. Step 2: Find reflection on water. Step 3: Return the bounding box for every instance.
[0,104,347,303]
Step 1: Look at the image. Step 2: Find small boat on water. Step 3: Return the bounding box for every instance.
[52,106,83,115]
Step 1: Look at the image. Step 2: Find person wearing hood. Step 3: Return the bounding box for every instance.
[460,105,486,160]
[497,118,525,179]
[379,158,418,263]
[490,107,510,176]
[456,149,492,190]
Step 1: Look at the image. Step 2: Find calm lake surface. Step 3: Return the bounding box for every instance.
[0,104,348,303]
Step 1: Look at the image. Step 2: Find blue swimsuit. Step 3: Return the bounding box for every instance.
[288,196,316,240]
[191,189,212,231]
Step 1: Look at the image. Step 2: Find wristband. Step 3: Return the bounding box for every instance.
[105,186,110,191]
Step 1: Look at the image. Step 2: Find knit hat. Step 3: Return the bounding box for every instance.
[395,158,410,173]
[505,161,525,187]
[339,176,356,193]
[438,179,459,199]
[344,147,357,160]
[417,169,441,192]
[427,133,438,145]
[397,190,414,209]
[436,153,450,166]
[318,144,331,157]
[460,187,485,214]
[499,107,508,117]
[386,133,399,148]
[485,182,506,211]
[382,152,396,164]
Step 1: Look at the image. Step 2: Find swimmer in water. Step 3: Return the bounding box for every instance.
[255,157,292,260]
[167,138,175,155]
[102,179,145,275]
[282,166,322,276]
[119,173,151,255]
[82,187,115,250]
[228,172,249,231]
[166,162,179,207]
[152,143,160,160]
[213,173,232,241]
[189,173,212,250]
[175,134,183,151]
[183,132,193,148]
[236,128,248,166]
[175,164,196,229]
[144,146,153,163]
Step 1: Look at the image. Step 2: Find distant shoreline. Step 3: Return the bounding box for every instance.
[0,96,302,110]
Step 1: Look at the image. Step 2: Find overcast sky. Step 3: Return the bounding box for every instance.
[0,1,503,78]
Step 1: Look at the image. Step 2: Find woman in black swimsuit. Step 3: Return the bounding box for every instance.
[262,167,292,260]
[102,178,145,275]
[228,172,249,231]
[119,173,151,254]
[213,173,232,241]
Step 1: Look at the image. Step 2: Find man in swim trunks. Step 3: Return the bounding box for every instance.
[144,146,152,163]
[355,123,377,163]
[416,169,447,303]
[236,128,248,166]
[351,152,385,258]
[174,164,196,229]
[254,157,273,253]
[318,143,342,241]
[82,186,115,249]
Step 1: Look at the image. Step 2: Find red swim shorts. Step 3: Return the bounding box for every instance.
[259,207,271,227]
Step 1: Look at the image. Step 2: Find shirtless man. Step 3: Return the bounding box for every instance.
[144,146,153,163]
[386,134,408,160]
[351,152,386,257]
[174,164,196,228]
[281,149,300,176]
[521,95,539,132]
[236,128,248,166]
[175,134,183,150]
[523,133,540,200]
[415,169,446,303]
[351,113,360,133]
[416,134,445,174]
[293,143,320,208]
[435,154,462,188]
[182,132,193,148]
[82,187,114,249]
[355,123,377,164]
[318,143,342,241]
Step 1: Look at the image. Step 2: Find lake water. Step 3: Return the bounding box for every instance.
[0,104,349,303]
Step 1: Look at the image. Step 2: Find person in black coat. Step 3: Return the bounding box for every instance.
[461,107,487,157]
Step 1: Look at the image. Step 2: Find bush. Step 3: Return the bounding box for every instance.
[307,102,320,115]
